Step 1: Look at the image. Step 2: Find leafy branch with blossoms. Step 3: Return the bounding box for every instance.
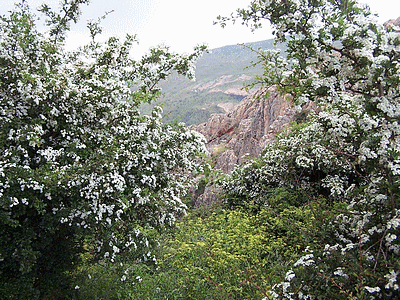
[218,0,400,299]
[0,0,208,298]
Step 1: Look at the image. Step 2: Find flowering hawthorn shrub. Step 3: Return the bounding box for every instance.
[219,0,400,299]
[0,1,207,298]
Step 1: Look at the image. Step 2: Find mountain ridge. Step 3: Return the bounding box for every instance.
[140,38,285,125]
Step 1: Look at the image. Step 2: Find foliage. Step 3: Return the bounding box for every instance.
[164,210,269,299]
[0,1,207,298]
[121,196,316,300]
[65,188,329,300]
[219,0,400,299]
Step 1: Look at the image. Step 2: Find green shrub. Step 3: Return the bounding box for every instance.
[0,1,206,298]
[219,0,400,298]
[132,195,318,300]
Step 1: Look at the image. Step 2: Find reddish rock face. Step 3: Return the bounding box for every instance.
[384,17,400,31]
[191,86,295,174]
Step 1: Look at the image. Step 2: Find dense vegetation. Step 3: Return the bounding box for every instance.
[1,0,399,299]
[0,1,207,298]
[217,0,400,298]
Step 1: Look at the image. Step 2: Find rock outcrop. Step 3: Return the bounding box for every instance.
[384,17,400,31]
[190,86,295,206]
[192,86,295,174]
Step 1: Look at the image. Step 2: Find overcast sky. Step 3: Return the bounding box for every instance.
[1,0,399,57]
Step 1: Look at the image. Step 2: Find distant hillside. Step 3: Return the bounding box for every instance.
[140,39,285,125]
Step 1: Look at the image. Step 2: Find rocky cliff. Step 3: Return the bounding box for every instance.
[384,17,400,31]
[191,86,295,174]
[189,86,295,206]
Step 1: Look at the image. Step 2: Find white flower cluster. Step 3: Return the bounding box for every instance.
[221,0,400,298]
[0,1,208,273]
